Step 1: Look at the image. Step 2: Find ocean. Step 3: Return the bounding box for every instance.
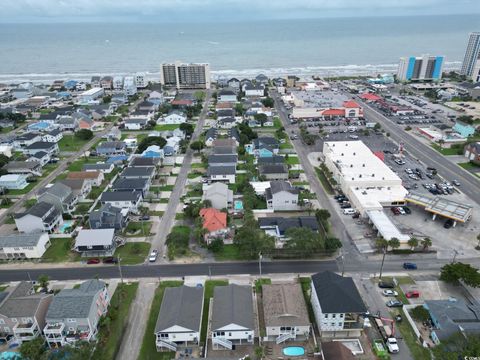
[0,14,477,83]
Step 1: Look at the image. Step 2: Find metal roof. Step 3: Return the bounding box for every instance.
[405,192,473,222]
[366,209,410,241]
[211,284,254,331]
[75,229,115,247]
[0,233,47,248]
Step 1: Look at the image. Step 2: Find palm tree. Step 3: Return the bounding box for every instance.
[38,275,49,291]
[438,139,445,149]
[421,237,432,251]
[375,238,388,252]
[388,237,401,251]
[408,237,419,251]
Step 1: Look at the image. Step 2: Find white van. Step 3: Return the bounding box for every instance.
[343,208,356,215]
[348,126,357,132]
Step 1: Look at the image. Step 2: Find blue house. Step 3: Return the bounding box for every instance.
[64,80,78,90]
[453,121,476,138]
[106,155,129,165]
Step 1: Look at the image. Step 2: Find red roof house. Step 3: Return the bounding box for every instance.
[199,208,228,243]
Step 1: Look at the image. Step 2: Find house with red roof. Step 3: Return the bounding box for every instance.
[342,100,363,118]
[199,208,230,244]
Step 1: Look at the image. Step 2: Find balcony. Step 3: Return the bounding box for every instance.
[44,323,65,335]
[13,322,40,342]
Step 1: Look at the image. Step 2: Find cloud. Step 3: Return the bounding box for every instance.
[0,0,478,21]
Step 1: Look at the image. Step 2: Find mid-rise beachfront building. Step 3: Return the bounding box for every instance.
[124,76,137,96]
[160,62,210,89]
[461,32,480,82]
[135,72,147,88]
[78,88,104,104]
[397,54,444,82]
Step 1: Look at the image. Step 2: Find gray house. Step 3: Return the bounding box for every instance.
[14,201,63,234]
[112,178,149,196]
[4,161,42,177]
[259,164,289,180]
[82,163,115,174]
[154,286,204,352]
[23,142,59,156]
[38,182,77,214]
[202,182,233,210]
[208,154,238,167]
[88,203,125,231]
[119,166,155,182]
[265,181,299,211]
[210,284,255,350]
[73,229,117,257]
[0,282,53,344]
[44,279,110,348]
[96,141,126,156]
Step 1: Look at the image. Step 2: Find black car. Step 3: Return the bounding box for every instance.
[340,203,352,209]
[444,219,454,229]
[403,207,411,214]
[378,281,395,289]
[102,257,118,264]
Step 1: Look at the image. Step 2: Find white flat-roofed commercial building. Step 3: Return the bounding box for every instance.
[160,62,210,89]
[78,88,104,104]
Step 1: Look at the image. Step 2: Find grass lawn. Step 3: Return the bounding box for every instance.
[7,182,36,195]
[286,156,300,165]
[213,244,249,261]
[431,143,463,156]
[458,161,480,170]
[191,162,207,169]
[114,242,150,265]
[187,171,203,179]
[273,117,282,128]
[41,238,80,263]
[158,185,174,191]
[280,141,294,150]
[314,167,334,195]
[154,124,180,131]
[122,222,153,237]
[138,281,183,360]
[159,198,169,204]
[254,278,271,293]
[58,135,90,152]
[149,210,164,217]
[67,157,104,172]
[201,280,229,345]
[93,282,139,360]
[298,277,316,323]
[39,163,58,179]
[175,213,185,220]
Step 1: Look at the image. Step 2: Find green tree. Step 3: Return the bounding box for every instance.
[375,237,388,251]
[284,227,325,257]
[38,274,49,290]
[208,238,224,253]
[421,237,432,251]
[179,122,194,136]
[407,237,419,250]
[315,209,331,229]
[190,140,204,153]
[438,138,445,149]
[254,113,268,126]
[388,237,401,251]
[432,333,480,360]
[325,236,342,251]
[410,305,430,322]
[19,337,46,360]
[440,262,480,287]
[261,97,274,108]
[234,212,274,259]
[102,95,112,104]
[194,91,206,102]
[0,154,10,169]
[235,103,245,116]
[75,129,93,141]
[136,136,167,154]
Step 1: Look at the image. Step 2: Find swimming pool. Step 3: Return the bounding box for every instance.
[234,200,243,211]
[283,346,305,357]
[0,352,22,360]
[58,220,74,234]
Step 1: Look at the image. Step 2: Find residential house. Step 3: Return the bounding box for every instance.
[217,117,236,129]
[0,233,50,259]
[58,179,91,202]
[91,76,101,87]
[310,271,367,337]
[258,216,318,245]
[42,129,63,143]
[256,74,269,84]
[119,166,155,182]
[66,171,104,187]
[82,163,114,174]
[100,190,142,214]
[212,139,237,155]
[88,203,126,231]
[137,100,158,112]
[13,133,42,150]
[24,142,59,157]
[14,202,63,234]
[11,88,32,100]
[112,178,149,196]
[125,118,149,130]
[4,161,42,177]
[164,111,187,124]
[100,76,113,90]
[129,157,160,167]
[210,284,255,350]
[56,116,78,131]
[262,283,310,343]
[259,164,289,180]
[111,92,128,105]
[44,279,110,347]
[113,76,124,90]
[208,154,238,167]
[252,137,279,157]
[0,174,28,190]
[321,342,356,360]
[202,183,233,210]
[228,128,240,145]
[96,141,126,156]
[424,299,480,344]
[454,121,476,138]
[154,286,204,352]
[130,109,154,121]
[0,282,53,344]
[0,144,13,157]
[257,156,285,165]
[148,91,164,105]
[207,165,236,184]
[244,83,265,97]
[73,228,117,257]
[38,182,78,214]
[28,121,57,132]
[142,145,164,159]
[90,104,113,120]
[265,181,299,211]
[27,151,51,167]
[218,88,237,103]
[464,142,480,165]
[216,109,235,120]
[227,78,240,92]
[199,208,229,244]
[205,128,218,147]
[105,127,121,141]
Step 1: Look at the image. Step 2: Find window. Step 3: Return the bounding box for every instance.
[0,319,4,324]
[11,318,17,323]
[332,314,336,319]
[339,314,344,318]
[67,319,76,323]
[330,322,335,326]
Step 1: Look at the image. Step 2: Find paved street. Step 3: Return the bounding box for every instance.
[149,91,211,259]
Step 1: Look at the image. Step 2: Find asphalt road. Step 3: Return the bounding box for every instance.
[149,91,211,259]
[359,99,480,205]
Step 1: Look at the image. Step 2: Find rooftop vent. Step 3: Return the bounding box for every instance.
[372,174,375,177]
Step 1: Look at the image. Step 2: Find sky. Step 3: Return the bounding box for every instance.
[1,0,479,23]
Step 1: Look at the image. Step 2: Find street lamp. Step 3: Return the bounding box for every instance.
[379,246,387,280]
[258,252,263,279]
[451,249,459,264]
[117,257,124,284]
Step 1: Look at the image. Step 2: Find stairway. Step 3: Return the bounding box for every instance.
[157,339,177,351]
[276,332,295,344]
[212,337,233,350]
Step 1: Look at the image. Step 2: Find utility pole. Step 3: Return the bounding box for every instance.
[379,246,387,280]
[208,266,212,279]
[258,252,262,279]
[451,249,459,264]
[118,257,124,284]
[341,253,345,277]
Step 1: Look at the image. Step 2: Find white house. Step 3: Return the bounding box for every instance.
[78,88,104,105]
[0,233,50,259]
[100,190,142,214]
[154,286,204,352]
[163,111,187,124]
[14,201,63,234]
[124,76,137,96]
[42,129,63,143]
[266,181,299,211]
[135,72,147,88]
[202,182,233,210]
[148,91,164,105]
[244,83,265,97]
[310,271,367,338]
[207,165,236,184]
[0,174,28,190]
[217,88,237,103]
[113,76,124,90]
[124,118,148,130]
[210,284,255,350]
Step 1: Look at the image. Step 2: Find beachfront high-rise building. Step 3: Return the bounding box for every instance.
[460,32,480,82]
[397,55,444,82]
[160,61,211,89]
[135,72,147,88]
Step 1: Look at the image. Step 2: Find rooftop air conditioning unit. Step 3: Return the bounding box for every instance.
[372,174,375,177]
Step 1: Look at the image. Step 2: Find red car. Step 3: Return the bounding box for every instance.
[87,258,100,265]
[405,290,420,298]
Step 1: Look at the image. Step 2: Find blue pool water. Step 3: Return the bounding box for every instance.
[283,347,305,357]
[0,352,22,360]
[59,220,74,234]
[234,200,243,211]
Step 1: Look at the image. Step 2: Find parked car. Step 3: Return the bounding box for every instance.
[397,207,406,215]
[102,257,118,264]
[391,207,400,215]
[406,290,420,298]
[343,208,356,215]
[379,281,395,289]
[444,219,454,229]
[139,215,150,221]
[340,203,352,209]
[386,299,404,308]
[87,258,100,265]
[149,249,158,262]
[403,207,411,214]
[452,180,460,186]
[403,262,417,270]
[382,289,399,297]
